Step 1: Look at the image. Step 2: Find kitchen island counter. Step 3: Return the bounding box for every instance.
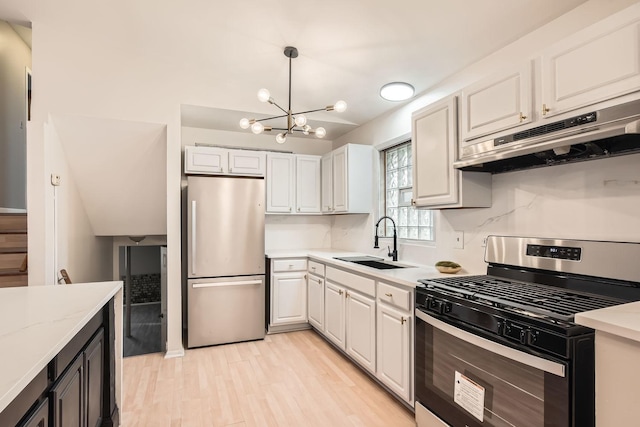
[0,281,122,418]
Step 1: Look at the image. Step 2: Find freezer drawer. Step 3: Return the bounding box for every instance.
[187,275,265,348]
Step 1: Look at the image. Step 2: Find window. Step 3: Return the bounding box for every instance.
[382,141,434,241]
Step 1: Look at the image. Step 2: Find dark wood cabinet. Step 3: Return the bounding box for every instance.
[51,355,84,427]
[0,299,117,427]
[85,329,104,427]
[51,328,105,427]
[18,398,48,427]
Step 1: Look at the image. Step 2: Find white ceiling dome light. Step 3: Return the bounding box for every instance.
[380,82,415,101]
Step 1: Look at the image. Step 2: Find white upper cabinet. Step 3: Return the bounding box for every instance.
[321,154,333,213]
[412,96,491,209]
[460,61,533,142]
[228,149,266,176]
[266,153,321,214]
[266,153,296,213]
[328,144,373,214]
[184,146,265,176]
[541,5,640,118]
[184,146,228,175]
[295,155,321,214]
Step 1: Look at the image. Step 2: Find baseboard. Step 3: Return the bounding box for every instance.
[267,322,311,334]
[164,347,185,359]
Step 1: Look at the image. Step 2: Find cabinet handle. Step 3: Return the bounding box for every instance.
[411,199,416,206]
[519,112,527,122]
[311,266,316,271]
[289,207,292,212]
[385,292,393,297]
[345,291,350,298]
[338,289,343,296]
[229,167,233,173]
[289,264,294,268]
[542,104,550,116]
[297,207,301,212]
[401,316,407,325]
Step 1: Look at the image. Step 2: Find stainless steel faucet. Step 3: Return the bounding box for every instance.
[374,216,398,261]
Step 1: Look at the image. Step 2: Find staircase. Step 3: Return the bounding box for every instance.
[0,213,28,287]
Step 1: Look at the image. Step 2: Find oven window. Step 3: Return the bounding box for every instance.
[416,317,569,427]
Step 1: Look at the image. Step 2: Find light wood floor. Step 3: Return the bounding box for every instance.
[122,329,415,427]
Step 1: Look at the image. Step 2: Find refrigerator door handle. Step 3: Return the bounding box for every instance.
[191,200,197,275]
[192,280,263,288]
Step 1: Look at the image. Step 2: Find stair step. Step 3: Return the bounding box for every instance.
[0,253,27,270]
[0,270,28,287]
[0,233,27,250]
[0,213,27,233]
[0,247,27,254]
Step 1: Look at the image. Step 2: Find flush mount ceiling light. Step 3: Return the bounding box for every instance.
[239,46,346,144]
[380,82,415,101]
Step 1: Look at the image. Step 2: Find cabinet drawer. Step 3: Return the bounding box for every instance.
[273,258,308,272]
[326,266,375,297]
[308,260,325,277]
[377,282,411,311]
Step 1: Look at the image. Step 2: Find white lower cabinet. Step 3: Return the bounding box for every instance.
[307,273,324,331]
[269,258,309,332]
[324,280,376,374]
[272,272,307,325]
[377,303,412,404]
[345,289,376,374]
[324,281,346,348]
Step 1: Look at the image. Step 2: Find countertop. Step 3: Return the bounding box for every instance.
[266,248,469,288]
[575,300,640,343]
[0,281,122,413]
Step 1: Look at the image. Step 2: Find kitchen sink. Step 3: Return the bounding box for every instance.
[333,256,412,270]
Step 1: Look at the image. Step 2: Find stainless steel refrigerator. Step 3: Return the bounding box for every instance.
[187,175,265,348]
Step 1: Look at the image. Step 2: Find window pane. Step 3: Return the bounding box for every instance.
[387,189,398,207]
[408,208,419,226]
[408,227,419,240]
[398,227,408,239]
[398,207,408,226]
[398,188,412,207]
[419,210,431,226]
[398,145,408,167]
[387,170,398,189]
[387,149,398,171]
[420,227,432,240]
[399,167,409,188]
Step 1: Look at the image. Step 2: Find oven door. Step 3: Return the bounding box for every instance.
[415,309,571,427]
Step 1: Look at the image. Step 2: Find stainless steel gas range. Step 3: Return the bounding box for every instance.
[415,235,640,427]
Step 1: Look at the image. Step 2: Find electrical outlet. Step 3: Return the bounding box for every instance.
[51,174,61,186]
[481,236,488,247]
[453,231,464,249]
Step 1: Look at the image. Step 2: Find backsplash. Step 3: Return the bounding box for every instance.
[332,152,640,274]
[265,215,332,250]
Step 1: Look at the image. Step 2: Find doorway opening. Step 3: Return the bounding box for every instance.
[119,244,167,357]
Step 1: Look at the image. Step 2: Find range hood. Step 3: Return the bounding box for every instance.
[454,98,640,174]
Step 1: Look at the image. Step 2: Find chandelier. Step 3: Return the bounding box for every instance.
[239,46,347,144]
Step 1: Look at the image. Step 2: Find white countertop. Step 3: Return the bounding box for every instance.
[0,281,122,413]
[575,300,640,343]
[266,248,468,288]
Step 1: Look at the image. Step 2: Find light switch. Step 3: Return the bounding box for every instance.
[453,231,464,249]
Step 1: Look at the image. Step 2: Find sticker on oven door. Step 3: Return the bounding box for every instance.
[454,371,485,422]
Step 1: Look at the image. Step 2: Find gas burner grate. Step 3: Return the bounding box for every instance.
[419,275,625,322]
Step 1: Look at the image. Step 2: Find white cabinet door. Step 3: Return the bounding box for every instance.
[541,11,640,118]
[324,281,346,349]
[332,146,348,212]
[184,146,228,175]
[272,273,307,325]
[377,303,412,404]
[266,153,295,213]
[460,62,532,142]
[307,274,324,331]
[412,96,459,207]
[228,149,266,176]
[295,155,321,214]
[345,290,376,374]
[321,154,333,213]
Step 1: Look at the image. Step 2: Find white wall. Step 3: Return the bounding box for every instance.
[0,21,30,209]
[331,0,640,273]
[44,119,113,284]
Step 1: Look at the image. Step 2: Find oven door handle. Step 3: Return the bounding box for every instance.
[416,309,566,377]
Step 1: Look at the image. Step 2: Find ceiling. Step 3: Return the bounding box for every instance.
[1,0,589,139]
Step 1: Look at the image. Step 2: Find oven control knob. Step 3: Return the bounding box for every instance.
[519,329,528,345]
[429,299,442,313]
[443,302,453,313]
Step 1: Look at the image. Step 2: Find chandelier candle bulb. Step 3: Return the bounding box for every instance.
[251,122,264,134]
[315,127,326,138]
[239,118,251,129]
[257,88,271,103]
[294,115,307,127]
[276,133,287,144]
[334,100,347,112]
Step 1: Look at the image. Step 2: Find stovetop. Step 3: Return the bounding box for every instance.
[418,275,627,323]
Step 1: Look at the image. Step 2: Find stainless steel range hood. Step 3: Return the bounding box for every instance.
[454,98,640,174]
